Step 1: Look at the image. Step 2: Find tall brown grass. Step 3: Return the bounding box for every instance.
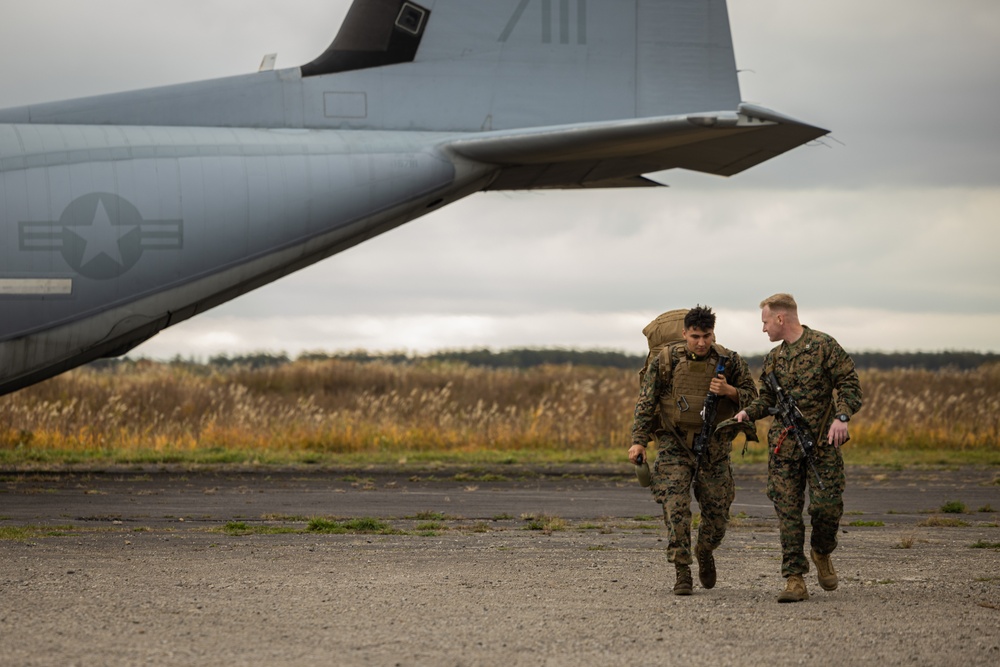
[850,364,1000,451]
[1,359,997,461]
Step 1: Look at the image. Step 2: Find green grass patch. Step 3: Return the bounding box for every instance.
[969,540,1000,549]
[4,441,1000,469]
[576,522,604,531]
[0,524,76,540]
[521,513,567,532]
[977,504,995,513]
[219,521,299,536]
[415,521,444,532]
[848,520,885,527]
[307,517,396,534]
[940,500,967,514]
[917,516,971,527]
[462,522,491,533]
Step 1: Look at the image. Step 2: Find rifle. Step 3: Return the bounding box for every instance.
[692,355,728,482]
[764,371,825,490]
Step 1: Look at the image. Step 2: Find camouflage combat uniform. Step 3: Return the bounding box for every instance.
[631,344,758,565]
[742,326,863,577]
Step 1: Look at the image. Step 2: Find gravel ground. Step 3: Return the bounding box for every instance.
[2,517,998,666]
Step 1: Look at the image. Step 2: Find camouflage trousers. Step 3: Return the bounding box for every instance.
[650,432,735,565]
[767,441,846,577]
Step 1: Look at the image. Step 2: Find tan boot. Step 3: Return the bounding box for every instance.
[673,564,693,596]
[777,574,809,603]
[811,549,839,591]
[694,544,716,589]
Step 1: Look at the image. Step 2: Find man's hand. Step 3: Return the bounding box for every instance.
[735,409,749,423]
[708,373,736,399]
[827,419,850,447]
[628,444,646,464]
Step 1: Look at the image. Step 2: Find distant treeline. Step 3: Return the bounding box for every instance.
[91,348,999,372]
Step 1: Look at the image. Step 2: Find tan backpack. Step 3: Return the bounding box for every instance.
[639,309,689,383]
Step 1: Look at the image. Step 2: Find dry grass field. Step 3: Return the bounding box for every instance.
[1,358,998,465]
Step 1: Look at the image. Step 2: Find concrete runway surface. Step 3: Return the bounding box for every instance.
[1,464,998,666]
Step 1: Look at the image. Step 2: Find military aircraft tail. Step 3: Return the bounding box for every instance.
[298,0,823,189]
[0,1,827,396]
[299,0,742,132]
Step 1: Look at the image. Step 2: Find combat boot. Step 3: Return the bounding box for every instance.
[777,574,809,603]
[673,564,693,596]
[811,549,839,591]
[694,544,716,589]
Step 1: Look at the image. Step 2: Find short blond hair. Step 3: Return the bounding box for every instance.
[760,293,798,313]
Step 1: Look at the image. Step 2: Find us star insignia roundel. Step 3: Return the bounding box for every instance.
[18,193,183,280]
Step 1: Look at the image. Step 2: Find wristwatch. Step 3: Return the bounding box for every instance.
[836,413,850,423]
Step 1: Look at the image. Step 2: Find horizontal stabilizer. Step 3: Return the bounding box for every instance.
[572,176,666,189]
[445,104,828,190]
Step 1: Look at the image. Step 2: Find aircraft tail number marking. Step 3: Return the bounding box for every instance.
[500,0,587,45]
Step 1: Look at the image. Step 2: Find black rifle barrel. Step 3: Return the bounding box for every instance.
[693,355,729,481]
[765,372,825,490]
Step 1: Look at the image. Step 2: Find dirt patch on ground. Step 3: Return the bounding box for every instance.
[2,516,999,665]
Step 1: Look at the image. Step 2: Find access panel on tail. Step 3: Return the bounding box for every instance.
[0,0,826,396]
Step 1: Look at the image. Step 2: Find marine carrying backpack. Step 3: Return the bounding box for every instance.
[638,308,688,383]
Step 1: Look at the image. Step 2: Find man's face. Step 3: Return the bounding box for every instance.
[761,306,784,342]
[683,326,714,357]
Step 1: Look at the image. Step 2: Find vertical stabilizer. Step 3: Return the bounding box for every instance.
[299,0,743,131]
[301,0,431,76]
[635,0,740,117]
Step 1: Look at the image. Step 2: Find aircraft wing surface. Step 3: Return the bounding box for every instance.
[447,104,827,189]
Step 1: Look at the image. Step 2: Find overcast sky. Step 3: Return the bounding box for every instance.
[2,1,998,358]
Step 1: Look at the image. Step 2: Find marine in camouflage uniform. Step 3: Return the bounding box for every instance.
[629,306,758,595]
[737,294,863,603]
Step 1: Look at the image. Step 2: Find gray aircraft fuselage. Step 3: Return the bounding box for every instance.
[0,0,826,396]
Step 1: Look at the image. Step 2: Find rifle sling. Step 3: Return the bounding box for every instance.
[769,369,834,448]
[816,402,834,447]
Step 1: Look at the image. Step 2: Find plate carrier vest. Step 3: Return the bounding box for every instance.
[657,342,738,447]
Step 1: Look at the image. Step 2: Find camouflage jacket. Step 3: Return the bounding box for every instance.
[743,326,863,445]
[631,345,758,447]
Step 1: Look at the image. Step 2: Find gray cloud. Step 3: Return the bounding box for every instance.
[729,0,1000,188]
